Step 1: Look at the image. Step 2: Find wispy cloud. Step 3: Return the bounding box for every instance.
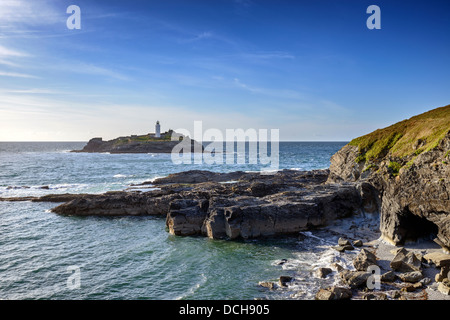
[72,63,131,81]
[0,71,39,78]
[0,44,30,57]
[180,31,214,43]
[4,88,68,94]
[0,0,62,28]
[43,62,132,81]
[232,78,304,100]
[0,59,20,67]
[0,44,30,67]
[237,51,295,60]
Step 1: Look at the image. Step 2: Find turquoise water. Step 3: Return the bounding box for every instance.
[0,141,347,300]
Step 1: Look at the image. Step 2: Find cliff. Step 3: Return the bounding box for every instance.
[72,132,204,154]
[328,105,450,251]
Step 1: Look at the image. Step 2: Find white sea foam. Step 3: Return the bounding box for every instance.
[175,273,207,300]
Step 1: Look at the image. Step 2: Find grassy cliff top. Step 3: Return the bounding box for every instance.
[349,104,450,162]
[113,131,176,144]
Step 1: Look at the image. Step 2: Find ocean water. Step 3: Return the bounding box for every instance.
[0,141,349,300]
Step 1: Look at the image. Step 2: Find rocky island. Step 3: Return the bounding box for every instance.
[72,121,203,154]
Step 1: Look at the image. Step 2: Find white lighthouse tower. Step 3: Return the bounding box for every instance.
[155,120,161,138]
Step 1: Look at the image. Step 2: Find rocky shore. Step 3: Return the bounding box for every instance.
[257,214,450,300]
[2,166,448,299]
[1,105,448,299]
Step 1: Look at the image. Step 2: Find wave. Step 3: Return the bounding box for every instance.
[175,273,207,300]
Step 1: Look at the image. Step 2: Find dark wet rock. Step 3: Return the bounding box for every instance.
[314,267,333,278]
[0,193,98,203]
[332,245,354,252]
[258,281,276,290]
[338,238,352,246]
[152,170,247,185]
[52,191,182,216]
[315,286,352,300]
[165,199,209,236]
[278,276,293,287]
[275,259,288,266]
[353,239,363,247]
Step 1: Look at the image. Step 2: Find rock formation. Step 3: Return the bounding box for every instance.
[49,169,373,240]
[328,105,450,251]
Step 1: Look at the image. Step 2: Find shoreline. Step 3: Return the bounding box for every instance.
[1,167,449,299]
[260,212,450,300]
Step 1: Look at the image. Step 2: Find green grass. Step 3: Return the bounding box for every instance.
[363,164,378,172]
[113,133,173,145]
[388,161,402,176]
[349,105,450,162]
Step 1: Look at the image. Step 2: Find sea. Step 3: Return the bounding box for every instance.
[0,141,358,300]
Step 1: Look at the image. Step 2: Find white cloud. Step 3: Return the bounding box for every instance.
[237,51,295,60]
[0,0,62,27]
[0,44,30,67]
[72,63,131,81]
[233,78,304,99]
[0,71,38,78]
[181,31,214,43]
[41,62,132,81]
[0,44,29,57]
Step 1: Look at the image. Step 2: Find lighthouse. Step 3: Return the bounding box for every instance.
[155,121,161,138]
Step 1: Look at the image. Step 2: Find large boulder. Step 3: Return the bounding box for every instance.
[390,248,422,272]
[423,252,450,267]
[315,287,352,300]
[353,249,378,271]
[340,270,371,288]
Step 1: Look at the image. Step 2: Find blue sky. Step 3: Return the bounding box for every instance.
[0,0,449,141]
